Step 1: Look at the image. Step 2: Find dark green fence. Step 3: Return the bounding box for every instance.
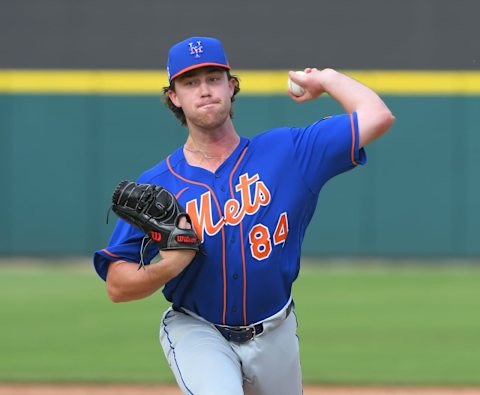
[0,94,479,256]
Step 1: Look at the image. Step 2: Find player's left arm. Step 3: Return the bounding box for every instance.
[288,68,395,147]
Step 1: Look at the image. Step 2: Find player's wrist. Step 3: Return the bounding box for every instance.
[315,68,337,89]
[160,249,197,276]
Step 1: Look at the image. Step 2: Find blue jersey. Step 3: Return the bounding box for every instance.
[94,113,366,326]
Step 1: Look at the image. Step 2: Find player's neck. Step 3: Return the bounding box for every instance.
[183,125,240,172]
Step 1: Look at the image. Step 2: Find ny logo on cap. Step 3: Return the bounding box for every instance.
[188,41,203,58]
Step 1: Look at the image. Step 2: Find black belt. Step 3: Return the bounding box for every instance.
[172,301,294,344]
[214,322,264,343]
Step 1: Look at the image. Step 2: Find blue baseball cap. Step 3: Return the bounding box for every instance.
[167,36,231,82]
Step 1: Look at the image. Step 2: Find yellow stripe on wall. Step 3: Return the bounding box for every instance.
[0,70,167,94]
[0,70,480,95]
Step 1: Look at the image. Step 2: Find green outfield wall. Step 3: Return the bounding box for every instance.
[0,71,479,257]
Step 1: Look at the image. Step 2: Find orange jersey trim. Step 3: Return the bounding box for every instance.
[170,63,231,81]
[175,187,189,200]
[350,113,359,166]
[229,146,249,326]
[166,156,228,325]
[102,249,119,258]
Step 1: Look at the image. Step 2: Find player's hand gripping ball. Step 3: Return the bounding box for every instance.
[288,71,306,96]
[111,180,201,252]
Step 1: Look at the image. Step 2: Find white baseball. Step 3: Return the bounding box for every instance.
[288,71,306,96]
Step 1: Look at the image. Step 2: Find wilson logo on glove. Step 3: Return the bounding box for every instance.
[176,235,198,244]
[150,232,162,242]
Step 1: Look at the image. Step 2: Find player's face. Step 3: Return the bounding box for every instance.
[169,67,235,130]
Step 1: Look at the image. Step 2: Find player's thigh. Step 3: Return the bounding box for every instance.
[160,309,244,395]
[243,312,302,395]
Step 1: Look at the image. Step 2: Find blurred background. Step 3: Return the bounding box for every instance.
[1,0,479,257]
[0,0,479,390]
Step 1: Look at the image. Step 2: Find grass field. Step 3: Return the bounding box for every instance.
[0,258,479,386]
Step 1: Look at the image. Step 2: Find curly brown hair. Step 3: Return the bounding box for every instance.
[162,69,241,126]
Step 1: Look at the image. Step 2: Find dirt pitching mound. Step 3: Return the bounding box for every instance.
[1,384,480,395]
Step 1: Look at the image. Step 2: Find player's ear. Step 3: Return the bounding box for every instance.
[168,89,181,108]
[228,77,235,98]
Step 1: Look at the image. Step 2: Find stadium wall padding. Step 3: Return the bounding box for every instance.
[1,93,478,256]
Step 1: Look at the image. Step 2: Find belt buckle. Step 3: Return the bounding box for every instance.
[217,324,256,343]
[242,326,254,342]
[235,326,254,342]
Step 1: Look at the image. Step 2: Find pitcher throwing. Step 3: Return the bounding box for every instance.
[93,36,394,395]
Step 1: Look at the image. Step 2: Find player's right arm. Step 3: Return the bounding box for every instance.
[288,68,395,147]
[106,249,196,302]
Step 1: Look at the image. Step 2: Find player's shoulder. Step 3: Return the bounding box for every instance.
[136,161,169,183]
[291,113,354,136]
[299,114,349,130]
[313,113,353,127]
[252,115,343,138]
[250,115,335,143]
[136,153,180,184]
[250,127,294,145]
[136,146,184,184]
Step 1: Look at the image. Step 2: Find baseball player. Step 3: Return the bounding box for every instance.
[93,36,394,395]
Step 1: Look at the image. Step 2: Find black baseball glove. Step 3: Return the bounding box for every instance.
[110,180,201,267]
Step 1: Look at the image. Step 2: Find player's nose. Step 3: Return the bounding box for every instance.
[198,80,212,96]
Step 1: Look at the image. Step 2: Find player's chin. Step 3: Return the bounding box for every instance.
[194,110,230,129]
